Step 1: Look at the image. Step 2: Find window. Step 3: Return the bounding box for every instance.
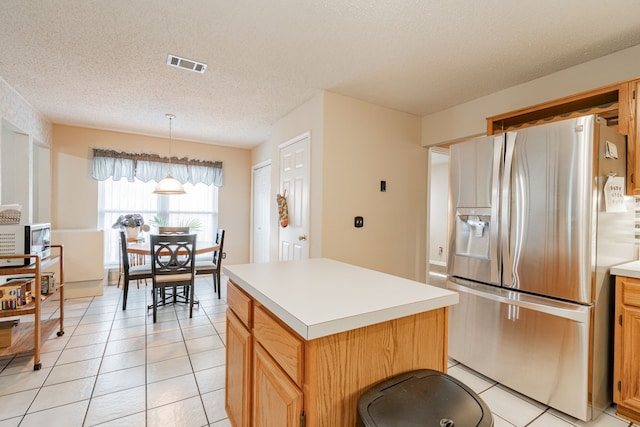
[99,178,218,267]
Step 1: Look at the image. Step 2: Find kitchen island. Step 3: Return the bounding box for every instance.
[222,258,458,427]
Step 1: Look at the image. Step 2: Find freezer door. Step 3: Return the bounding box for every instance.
[448,135,502,285]
[503,116,594,303]
[447,279,594,421]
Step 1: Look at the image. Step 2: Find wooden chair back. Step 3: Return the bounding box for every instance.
[213,229,226,267]
[158,226,190,234]
[150,233,197,278]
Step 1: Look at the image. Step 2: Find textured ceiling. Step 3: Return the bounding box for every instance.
[2,1,640,149]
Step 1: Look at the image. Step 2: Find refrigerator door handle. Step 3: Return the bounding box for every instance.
[448,280,590,323]
[490,135,504,284]
[501,132,517,287]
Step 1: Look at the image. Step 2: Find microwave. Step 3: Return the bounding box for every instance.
[0,223,51,267]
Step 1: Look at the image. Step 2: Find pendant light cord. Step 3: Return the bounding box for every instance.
[166,113,176,174]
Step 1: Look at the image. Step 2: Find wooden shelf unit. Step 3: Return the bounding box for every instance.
[0,245,65,370]
[486,83,626,134]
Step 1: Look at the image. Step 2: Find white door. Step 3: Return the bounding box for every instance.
[278,132,310,261]
[252,162,271,263]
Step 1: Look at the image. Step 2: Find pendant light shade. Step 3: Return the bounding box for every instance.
[154,173,185,194]
[154,114,185,195]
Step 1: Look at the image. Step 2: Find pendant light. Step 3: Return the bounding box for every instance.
[154,113,186,194]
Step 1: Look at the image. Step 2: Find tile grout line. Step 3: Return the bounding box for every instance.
[81,293,121,427]
[190,284,227,426]
[144,286,149,427]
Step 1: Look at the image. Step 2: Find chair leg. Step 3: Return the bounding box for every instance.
[152,286,157,323]
[122,280,129,310]
[215,271,221,299]
[189,283,194,318]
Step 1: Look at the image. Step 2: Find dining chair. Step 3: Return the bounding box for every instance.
[195,229,225,299]
[119,230,152,311]
[158,226,190,234]
[149,233,197,323]
[157,226,193,302]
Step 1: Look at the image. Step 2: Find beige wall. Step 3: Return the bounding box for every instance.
[422,43,640,146]
[258,91,426,282]
[51,125,252,265]
[323,92,425,281]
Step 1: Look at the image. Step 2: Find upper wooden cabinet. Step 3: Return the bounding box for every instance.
[486,79,640,194]
[628,79,640,194]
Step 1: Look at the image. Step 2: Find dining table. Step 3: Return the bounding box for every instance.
[127,239,220,256]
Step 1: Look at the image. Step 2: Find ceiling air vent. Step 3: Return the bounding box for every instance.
[166,54,207,74]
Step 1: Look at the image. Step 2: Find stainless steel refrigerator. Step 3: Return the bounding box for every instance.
[446,114,635,421]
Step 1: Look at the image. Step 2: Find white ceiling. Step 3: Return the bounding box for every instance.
[2,1,640,149]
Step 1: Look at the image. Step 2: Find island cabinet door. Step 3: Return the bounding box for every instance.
[618,304,640,416]
[614,276,640,423]
[253,342,303,427]
[226,309,252,427]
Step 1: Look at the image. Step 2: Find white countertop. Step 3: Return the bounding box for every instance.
[223,258,458,340]
[611,260,640,279]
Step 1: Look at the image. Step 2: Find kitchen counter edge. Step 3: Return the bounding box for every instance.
[223,259,458,341]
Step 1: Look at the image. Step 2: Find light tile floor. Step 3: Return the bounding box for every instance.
[447,359,639,427]
[0,276,230,427]
[0,275,638,427]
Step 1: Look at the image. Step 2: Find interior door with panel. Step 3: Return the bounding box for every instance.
[278,132,310,261]
[252,162,271,263]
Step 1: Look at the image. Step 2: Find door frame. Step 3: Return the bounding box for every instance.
[426,145,450,286]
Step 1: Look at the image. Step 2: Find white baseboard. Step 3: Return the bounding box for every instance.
[429,260,447,267]
[65,279,105,298]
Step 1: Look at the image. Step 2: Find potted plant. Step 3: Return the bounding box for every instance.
[112,214,148,239]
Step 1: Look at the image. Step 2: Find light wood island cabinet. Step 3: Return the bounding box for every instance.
[225,307,252,427]
[613,274,640,424]
[223,259,458,427]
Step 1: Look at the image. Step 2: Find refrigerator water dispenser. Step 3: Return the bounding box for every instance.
[455,208,491,259]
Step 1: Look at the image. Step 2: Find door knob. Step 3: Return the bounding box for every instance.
[298,235,307,241]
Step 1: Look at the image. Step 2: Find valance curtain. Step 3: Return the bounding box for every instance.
[91,149,224,187]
